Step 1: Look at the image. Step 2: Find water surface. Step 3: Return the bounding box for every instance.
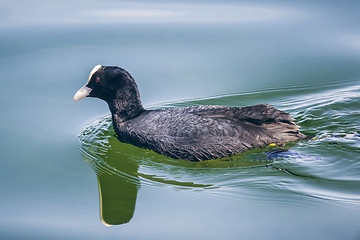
[1,1,360,239]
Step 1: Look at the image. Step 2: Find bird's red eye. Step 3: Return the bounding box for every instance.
[95,78,100,83]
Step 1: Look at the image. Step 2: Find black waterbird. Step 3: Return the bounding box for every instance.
[74,65,307,161]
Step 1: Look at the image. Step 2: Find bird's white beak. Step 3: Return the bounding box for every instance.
[73,85,92,101]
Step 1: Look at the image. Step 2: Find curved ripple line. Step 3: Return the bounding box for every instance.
[77,80,360,204]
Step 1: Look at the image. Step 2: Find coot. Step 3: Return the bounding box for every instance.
[74,65,307,161]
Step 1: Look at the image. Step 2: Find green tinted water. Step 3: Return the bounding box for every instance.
[1,1,360,239]
[79,82,360,228]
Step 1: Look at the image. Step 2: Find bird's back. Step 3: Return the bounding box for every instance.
[113,104,306,161]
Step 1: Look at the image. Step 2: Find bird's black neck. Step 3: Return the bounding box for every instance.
[107,87,145,123]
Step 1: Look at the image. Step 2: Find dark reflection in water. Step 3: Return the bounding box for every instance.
[79,118,140,226]
[96,157,139,226]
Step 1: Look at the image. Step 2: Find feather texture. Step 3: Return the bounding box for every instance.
[114,104,306,161]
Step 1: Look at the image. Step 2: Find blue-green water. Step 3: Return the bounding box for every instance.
[1,1,360,239]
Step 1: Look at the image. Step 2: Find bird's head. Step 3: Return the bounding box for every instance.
[73,65,138,103]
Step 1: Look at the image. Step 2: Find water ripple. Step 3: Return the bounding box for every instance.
[78,81,360,206]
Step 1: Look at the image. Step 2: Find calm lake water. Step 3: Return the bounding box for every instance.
[1,1,360,239]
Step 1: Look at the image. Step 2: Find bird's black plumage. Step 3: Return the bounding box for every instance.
[74,65,307,161]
